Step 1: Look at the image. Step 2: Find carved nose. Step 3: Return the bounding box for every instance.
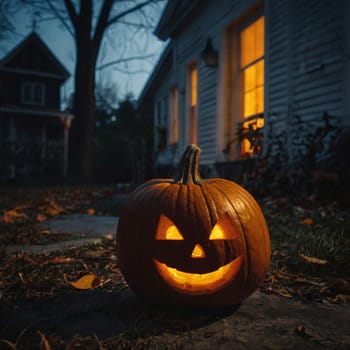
[191,244,206,258]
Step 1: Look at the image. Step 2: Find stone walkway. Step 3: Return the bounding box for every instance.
[5,214,119,255]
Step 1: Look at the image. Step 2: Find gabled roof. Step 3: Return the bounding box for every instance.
[0,32,70,81]
[155,0,205,40]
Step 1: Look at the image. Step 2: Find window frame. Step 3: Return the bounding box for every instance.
[222,10,265,160]
[238,15,265,156]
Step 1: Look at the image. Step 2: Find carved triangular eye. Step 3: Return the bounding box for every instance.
[156,214,184,240]
[209,223,225,239]
[209,213,239,240]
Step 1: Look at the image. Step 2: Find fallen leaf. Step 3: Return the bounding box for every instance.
[300,217,313,225]
[1,212,13,224]
[299,253,328,265]
[87,208,96,215]
[69,274,101,290]
[333,294,350,303]
[1,209,27,223]
[38,331,53,350]
[36,214,47,222]
[46,207,63,216]
[45,200,64,216]
[6,210,25,218]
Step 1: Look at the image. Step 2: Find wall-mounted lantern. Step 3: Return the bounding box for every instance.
[201,37,218,68]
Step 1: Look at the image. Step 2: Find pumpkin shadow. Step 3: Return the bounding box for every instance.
[0,287,240,344]
[110,287,241,337]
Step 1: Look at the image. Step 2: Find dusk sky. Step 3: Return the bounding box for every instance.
[0,3,166,105]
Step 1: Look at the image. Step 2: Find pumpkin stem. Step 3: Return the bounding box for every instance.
[175,144,202,185]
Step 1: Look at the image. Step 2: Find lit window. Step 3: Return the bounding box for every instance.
[21,82,45,105]
[188,63,198,144]
[169,87,179,144]
[240,16,264,156]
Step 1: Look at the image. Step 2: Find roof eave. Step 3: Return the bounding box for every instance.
[0,32,70,81]
[137,43,173,110]
[154,0,203,40]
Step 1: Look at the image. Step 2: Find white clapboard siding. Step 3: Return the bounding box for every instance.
[152,0,347,168]
[266,0,345,161]
[265,0,290,133]
[172,0,261,164]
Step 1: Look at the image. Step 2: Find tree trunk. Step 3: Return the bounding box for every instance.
[70,49,96,183]
[69,0,97,183]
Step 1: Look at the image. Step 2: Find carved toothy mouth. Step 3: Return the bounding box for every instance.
[153,255,243,295]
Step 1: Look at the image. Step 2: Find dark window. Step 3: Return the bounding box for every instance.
[21,81,46,105]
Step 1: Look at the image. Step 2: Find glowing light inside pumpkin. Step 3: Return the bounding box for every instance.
[155,214,184,240]
[191,244,206,258]
[154,213,243,295]
[154,256,243,295]
[209,222,225,239]
[166,225,184,240]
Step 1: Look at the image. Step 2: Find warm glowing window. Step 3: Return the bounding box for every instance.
[169,87,179,144]
[188,63,198,144]
[240,16,264,155]
[190,67,198,107]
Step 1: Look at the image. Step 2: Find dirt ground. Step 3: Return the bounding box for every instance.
[1,287,349,350]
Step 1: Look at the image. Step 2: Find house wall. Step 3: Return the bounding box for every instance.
[266,0,346,161]
[158,0,261,166]
[153,63,178,168]
[154,0,348,168]
[0,71,61,109]
[345,0,350,124]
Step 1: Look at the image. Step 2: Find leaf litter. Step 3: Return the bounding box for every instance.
[0,188,349,349]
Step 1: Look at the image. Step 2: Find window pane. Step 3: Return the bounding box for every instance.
[255,17,264,59]
[244,90,256,118]
[256,60,264,86]
[188,64,198,144]
[243,60,264,118]
[33,84,43,104]
[240,24,255,67]
[244,65,256,92]
[191,67,198,106]
[240,16,265,67]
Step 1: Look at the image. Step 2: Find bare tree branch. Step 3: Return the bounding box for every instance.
[92,0,113,52]
[107,0,160,26]
[96,53,156,70]
[41,0,75,38]
[63,0,78,33]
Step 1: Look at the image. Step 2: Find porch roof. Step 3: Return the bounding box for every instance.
[0,105,73,119]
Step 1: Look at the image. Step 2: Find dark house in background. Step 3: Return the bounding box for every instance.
[0,32,72,182]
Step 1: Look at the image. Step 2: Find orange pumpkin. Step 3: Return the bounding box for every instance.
[116,144,270,306]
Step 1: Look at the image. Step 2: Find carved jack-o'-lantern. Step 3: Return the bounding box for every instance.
[153,212,244,295]
[116,145,270,306]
